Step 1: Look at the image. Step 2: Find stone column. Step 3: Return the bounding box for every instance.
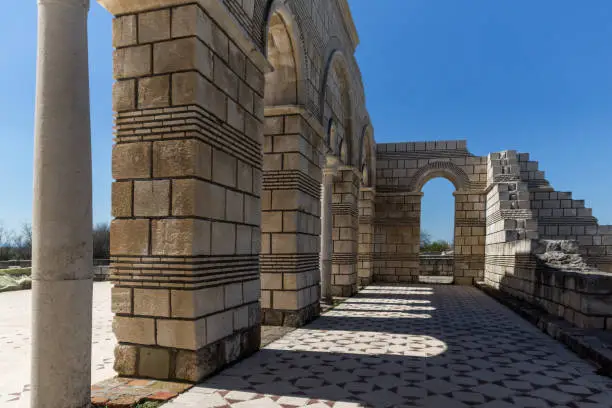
[320,159,338,303]
[102,2,266,381]
[358,187,375,287]
[331,166,360,297]
[32,0,93,407]
[261,108,324,326]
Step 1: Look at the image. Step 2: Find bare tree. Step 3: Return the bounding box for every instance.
[92,222,110,260]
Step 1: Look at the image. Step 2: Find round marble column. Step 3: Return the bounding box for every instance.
[320,156,338,303]
[32,0,93,407]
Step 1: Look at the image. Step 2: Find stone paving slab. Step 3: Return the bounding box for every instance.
[165,285,612,408]
[0,282,116,407]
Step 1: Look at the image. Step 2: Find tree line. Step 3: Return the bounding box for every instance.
[420,230,453,253]
[0,222,110,261]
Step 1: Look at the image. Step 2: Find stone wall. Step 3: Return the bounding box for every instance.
[483,150,612,329]
[373,140,487,284]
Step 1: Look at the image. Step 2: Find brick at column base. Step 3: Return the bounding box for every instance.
[331,284,357,297]
[358,277,372,287]
[261,302,320,327]
[454,277,475,285]
[113,325,261,383]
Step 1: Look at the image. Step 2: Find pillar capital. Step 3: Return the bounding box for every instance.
[39,0,90,9]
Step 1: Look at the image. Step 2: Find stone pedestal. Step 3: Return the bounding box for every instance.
[32,1,93,407]
[260,108,323,326]
[104,2,266,381]
[358,187,375,287]
[331,166,360,297]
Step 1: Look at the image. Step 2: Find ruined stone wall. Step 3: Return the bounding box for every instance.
[516,153,612,273]
[483,150,612,330]
[373,141,487,284]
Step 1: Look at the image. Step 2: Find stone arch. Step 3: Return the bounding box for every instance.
[320,48,354,165]
[263,0,308,106]
[410,161,471,192]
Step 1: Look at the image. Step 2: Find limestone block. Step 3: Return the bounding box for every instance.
[262,212,283,233]
[171,286,225,318]
[226,190,244,223]
[134,180,170,216]
[224,282,243,308]
[154,37,213,79]
[114,344,138,376]
[151,219,211,256]
[172,5,213,44]
[261,273,282,290]
[212,148,237,188]
[211,222,236,255]
[214,56,238,99]
[157,318,207,350]
[110,219,150,255]
[113,15,137,48]
[134,288,170,317]
[206,310,233,343]
[138,9,170,43]
[114,45,152,79]
[227,97,245,132]
[273,291,298,310]
[233,305,249,330]
[113,79,136,112]
[113,316,155,345]
[237,160,253,193]
[153,139,212,179]
[138,75,170,109]
[172,72,226,120]
[139,347,170,378]
[236,225,252,255]
[111,287,132,314]
[112,142,151,179]
[172,179,225,219]
[243,279,261,303]
[112,181,133,218]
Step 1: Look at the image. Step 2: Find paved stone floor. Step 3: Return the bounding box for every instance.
[2,284,612,407]
[0,282,115,407]
[167,285,612,408]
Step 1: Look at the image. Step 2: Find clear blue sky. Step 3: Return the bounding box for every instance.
[1,1,612,243]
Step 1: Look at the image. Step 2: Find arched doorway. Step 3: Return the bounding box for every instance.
[419,178,455,284]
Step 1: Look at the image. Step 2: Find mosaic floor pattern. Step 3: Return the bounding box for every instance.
[0,282,115,407]
[166,285,612,408]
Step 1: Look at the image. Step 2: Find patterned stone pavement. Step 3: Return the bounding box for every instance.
[166,285,612,408]
[0,282,115,407]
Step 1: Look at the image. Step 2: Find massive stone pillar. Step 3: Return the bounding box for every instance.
[331,166,360,296]
[358,187,375,286]
[320,157,339,302]
[32,0,93,407]
[261,107,323,326]
[101,1,267,381]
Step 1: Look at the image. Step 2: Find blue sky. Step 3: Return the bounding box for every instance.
[1,1,612,243]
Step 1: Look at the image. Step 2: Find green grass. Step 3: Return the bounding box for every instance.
[133,402,163,408]
[0,267,31,277]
